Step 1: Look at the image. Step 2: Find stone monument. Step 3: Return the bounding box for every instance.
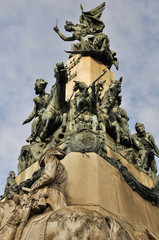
[1,2,159,239]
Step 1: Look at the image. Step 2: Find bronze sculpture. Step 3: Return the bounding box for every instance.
[23,63,68,142]
[23,79,50,143]
[54,3,119,69]
[132,123,159,173]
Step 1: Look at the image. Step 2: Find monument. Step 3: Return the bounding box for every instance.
[0,2,159,239]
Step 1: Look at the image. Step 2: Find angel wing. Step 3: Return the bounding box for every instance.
[80,2,106,32]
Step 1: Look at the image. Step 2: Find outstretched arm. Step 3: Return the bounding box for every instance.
[22,104,37,125]
[54,26,75,41]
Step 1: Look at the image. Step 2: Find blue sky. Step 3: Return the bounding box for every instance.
[0,0,159,195]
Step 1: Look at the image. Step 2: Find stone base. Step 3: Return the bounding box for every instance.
[15,151,159,239]
[61,152,159,239]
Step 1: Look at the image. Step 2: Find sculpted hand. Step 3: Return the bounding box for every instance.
[54,26,59,33]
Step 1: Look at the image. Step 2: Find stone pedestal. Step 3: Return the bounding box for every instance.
[65,55,114,100]
[61,152,159,239]
[15,151,159,239]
